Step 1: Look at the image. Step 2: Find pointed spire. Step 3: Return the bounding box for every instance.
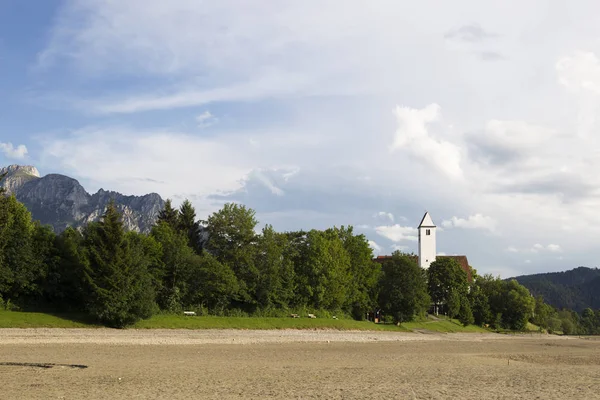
[418,211,435,228]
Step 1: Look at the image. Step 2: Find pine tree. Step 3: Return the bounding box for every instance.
[177,199,203,254]
[81,201,156,328]
[156,199,178,229]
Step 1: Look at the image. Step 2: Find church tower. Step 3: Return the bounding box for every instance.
[418,211,436,269]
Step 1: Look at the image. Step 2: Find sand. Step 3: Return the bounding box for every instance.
[0,329,599,399]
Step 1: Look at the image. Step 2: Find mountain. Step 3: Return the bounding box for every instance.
[511,267,600,312]
[0,165,165,233]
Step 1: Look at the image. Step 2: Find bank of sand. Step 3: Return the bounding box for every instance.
[0,329,599,399]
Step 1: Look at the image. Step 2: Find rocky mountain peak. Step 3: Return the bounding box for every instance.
[1,164,165,233]
[0,164,41,178]
[0,165,41,194]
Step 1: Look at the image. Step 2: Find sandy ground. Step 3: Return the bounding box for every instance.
[0,329,599,399]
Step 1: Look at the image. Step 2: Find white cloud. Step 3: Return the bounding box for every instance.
[556,51,600,95]
[373,212,394,223]
[391,104,463,179]
[510,243,564,254]
[196,111,218,128]
[0,142,28,160]
[368,240,382,253]
[546,244,563,253]
[28,0,600,277]
[391,244,409,252]
[244,169,285,197]
[441,214,497,232]
[375,224,418,243]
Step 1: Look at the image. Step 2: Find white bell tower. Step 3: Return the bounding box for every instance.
[418,211,436,269]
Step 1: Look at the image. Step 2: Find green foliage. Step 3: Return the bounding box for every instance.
[378,252,430,323]
[184,252,239,313]
[80,202,157,328]
[501,279,535,330]
[156,199,178,230]
[428,257,468,315]
[150,221,195,310]
[204,202,258,306]
[254,225,295,309]
[0,195,46,304]
[177,199,203,254]
[532,295,556,329]
[2,191,594,334]
[468,282,491,326]
[45,227,86,309]
[458,299,474,326]
[331,226,381,319]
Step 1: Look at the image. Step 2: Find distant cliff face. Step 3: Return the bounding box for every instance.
[0,165,165,233]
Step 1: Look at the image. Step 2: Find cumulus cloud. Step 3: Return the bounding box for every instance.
[556,51,600,95]
[28,0,600,277]
[391,104,462,179]
[375,224,418,242]
[441,214,497,232]
[0,142,28,159]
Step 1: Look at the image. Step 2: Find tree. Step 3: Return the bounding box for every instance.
[204,203,259,306]
[378,252,430,323]
[458,299,475,326]
[151,221,196,311]
[80,202,156,328]
[291,229,352,310]
[177,200,203,254]
[428,257,468,315]
[532,295,555,330]
[254,225,294,309]
[0,195,37,304]
[45,227,86,310]
[581,308,597,334]
[501,279,535,330]
[156,199,178,230]
[467,276,492,326]
[330,226,381,319]
[184,253,239,313]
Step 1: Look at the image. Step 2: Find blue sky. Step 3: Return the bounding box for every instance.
[2,0,600,278]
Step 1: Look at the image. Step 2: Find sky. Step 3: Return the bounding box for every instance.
[1,0,600,278]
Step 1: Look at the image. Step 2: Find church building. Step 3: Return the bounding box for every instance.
[374,211,472,281]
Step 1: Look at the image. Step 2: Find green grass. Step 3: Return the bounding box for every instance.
[0,310,100,328]
[0,310,488,332]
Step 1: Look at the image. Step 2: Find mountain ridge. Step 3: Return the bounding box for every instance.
[510,266,600,312]
[0,164,165,233]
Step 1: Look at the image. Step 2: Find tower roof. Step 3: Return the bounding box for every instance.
[418,212,436,228]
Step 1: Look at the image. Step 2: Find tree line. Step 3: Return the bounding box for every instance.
[1,188,598,333]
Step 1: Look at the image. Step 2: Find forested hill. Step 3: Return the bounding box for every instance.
[511,267,600,312]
